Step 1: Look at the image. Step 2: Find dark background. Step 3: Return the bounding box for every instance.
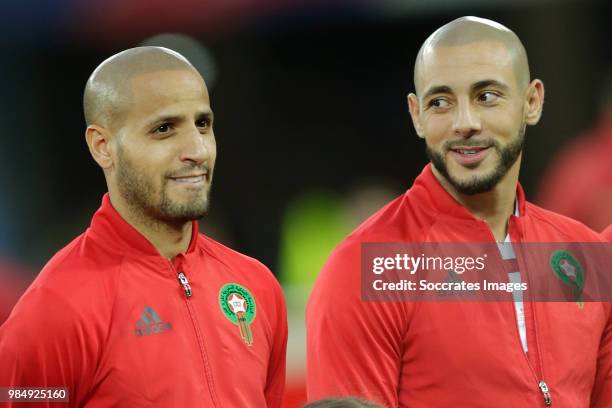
[0,0,610,270]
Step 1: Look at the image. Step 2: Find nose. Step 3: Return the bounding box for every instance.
[452,99,481,138]
[179,126,212,165]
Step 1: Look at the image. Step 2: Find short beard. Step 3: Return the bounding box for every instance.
[116,145,210,226]
[426,127,525,195]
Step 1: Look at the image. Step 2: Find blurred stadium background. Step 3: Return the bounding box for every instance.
[1,0,610,406]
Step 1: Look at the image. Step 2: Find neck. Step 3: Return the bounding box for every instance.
[432,162,520,241]
[108,190,193,259]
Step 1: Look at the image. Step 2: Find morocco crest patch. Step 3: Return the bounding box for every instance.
[550,250,585,308]
[219,283,257,346]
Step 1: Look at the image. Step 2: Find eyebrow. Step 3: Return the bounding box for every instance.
[421,79,511,101]
[146,109,214,129]
[422,85,453,101]
[471,79,510,93]
[199,110,214,122]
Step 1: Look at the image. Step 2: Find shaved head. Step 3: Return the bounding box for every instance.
[414,16,530,93]
[407,16,545,203]
[83,46,200,129]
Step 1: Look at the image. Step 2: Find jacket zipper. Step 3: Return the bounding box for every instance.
[509,297,552,407]
[487,219,552,407]
[539,381,552,406]
[169,262,221,407]
[177,271,193,297]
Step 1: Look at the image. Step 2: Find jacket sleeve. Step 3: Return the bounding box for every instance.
[306,242,410,407]
[264,277,288,408]
[591,302,612,407]
[0,287,99,408]
[590,228,612,406]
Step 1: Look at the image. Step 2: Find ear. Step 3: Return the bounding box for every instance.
[407,93,425,138]
[85,125,114,170]
[525,79,545,126]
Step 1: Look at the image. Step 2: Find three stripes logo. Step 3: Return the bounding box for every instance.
[134,306,172,337]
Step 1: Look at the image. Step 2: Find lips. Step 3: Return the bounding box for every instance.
[449,146,491,166]
[170,175,206,183]
[453,147,486,154]
[168,171,208,184]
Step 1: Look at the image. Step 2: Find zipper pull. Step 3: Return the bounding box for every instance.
[538,380,552,407]
[177,271,193,298]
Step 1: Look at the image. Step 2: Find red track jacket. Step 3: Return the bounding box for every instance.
[307,165,612,408]
[603,225,612,241]
[0,194,287,407]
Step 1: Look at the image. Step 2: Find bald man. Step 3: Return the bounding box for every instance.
[307,17,611,407]
[0,47,287,407]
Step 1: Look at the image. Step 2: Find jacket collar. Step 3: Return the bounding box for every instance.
[89,193,199,258]
[411,164,527,220]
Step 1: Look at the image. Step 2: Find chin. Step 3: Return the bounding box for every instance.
[449,157,497,175]
[159,195,210,220]
[451,170,504,195]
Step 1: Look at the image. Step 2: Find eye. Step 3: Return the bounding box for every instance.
[428,98,450,109]
[196,118,210,129]
[478,91,499,103]
[154,123,172,134]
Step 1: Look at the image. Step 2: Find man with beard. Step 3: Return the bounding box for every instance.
[0,47,287,407]
[307,17,611,407]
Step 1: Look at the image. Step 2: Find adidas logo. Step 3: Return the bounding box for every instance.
[134,306,172,337]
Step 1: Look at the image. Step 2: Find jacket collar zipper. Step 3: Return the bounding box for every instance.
[177,271,193,298]
[168,261,193,298]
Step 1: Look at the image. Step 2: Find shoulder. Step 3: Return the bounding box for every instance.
[602,224,612,241]
[197,234,284,296]
[31,229,122,298]
[0,277,104,401]
[307,200,413,344]
[0,268,107,382]
[198,234,276,277]
[524,202,606,242]
[311,194,411,303]
[5,230,122,342]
